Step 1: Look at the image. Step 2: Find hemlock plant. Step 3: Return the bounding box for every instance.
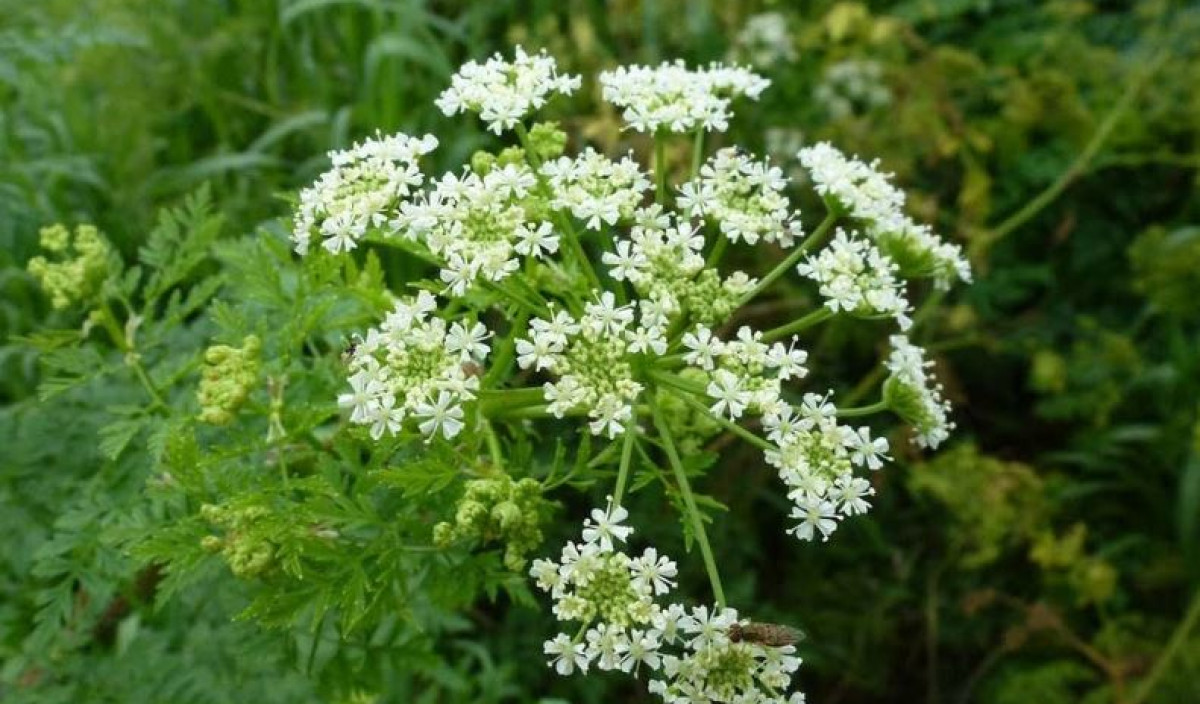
[23,47,971,703]
[289,48,970,703]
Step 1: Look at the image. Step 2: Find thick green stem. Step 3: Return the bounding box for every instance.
[482,418,504,469]
[478,387,546,416]
[652,398,726,609]
[739,209,838,307]
[612,417,639,507]
[690,129,705,179]
[762,308,834,343]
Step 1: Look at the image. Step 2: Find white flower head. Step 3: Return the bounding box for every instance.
[436,46,580,133]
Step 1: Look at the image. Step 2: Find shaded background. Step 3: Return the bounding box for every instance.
[2,1,1199,702]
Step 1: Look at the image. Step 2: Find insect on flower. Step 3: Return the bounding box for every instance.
[728,621,805,647]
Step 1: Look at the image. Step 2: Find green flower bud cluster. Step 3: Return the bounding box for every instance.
[660,368,723,455]
[200,503,276,578]
[470,145,529,175]
[526,121,568,161]
[197,336,261,425]
[574,553,644,626]
[696,642,759,699]
[433,473,552,571]
[26,223,115,309]
[677,268,751,327]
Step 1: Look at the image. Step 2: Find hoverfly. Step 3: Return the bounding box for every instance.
[728,622,805,648]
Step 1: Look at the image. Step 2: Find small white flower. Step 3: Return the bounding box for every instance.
[707,369,752,419]
[338,370,383,424]
[446,321,491,362]
[833,474,874,516]
[544,634,590,676]
[631,547,678,596]
[682,326,723,370]
[414,390,465,440]
[789,496,840,542]
[617,629,662,673]
[581,498,633,551]
[848,426,889,470]
[514,221,560,258]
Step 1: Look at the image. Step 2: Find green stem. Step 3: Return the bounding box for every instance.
[655,132,668,203]
[762,308,835,343]
[658,380,776,453]
[706,236,729,268]
[482,418,504,469]
[554,212,603,291]
[612,417,639,507]
[739,209,838,307]
[837,399,888,418]
[1129,590,1200,704]
[689,129,705,179]
[99,300,167,409]
[479,387,546,414]
[516,121,602,292]
[483,311,529,386]
[977,50,1167,256]
[651,398,726,609]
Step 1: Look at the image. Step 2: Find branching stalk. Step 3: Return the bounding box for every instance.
[652,398,726,609]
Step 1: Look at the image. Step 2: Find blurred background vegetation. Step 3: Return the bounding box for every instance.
[2,0,1198,702]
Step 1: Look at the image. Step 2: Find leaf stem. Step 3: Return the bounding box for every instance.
[612,416,639,507]
[652,397,726,609]
[690,129,705,179]
[739,208,838,307]
[978,50,1168,256]
[654,376,775,453]
[762,308,834,343]
[99,300,167,409]
[837,399,888,418]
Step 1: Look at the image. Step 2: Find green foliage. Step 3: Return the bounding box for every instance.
[2,1,1198,703]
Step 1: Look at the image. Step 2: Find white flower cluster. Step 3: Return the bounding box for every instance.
[814,60,891,119]
[796,228,911,329]
[517,294,655,438]
[682,325,808,419]
[798,142,971,288]
[680,324,889,543]
[871,216,973,290]
[338,291,489,441]
[541,148,651,229]
[884,335,954,449]
[763,394,886,543]
[603,211,756,326]
[730,12,797,68]
[435,46,581,134]
[599,61,769,133]
[292,132,437,255]
[679,148,802,247]
[532,502,805,703]
[392,164,556,296]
